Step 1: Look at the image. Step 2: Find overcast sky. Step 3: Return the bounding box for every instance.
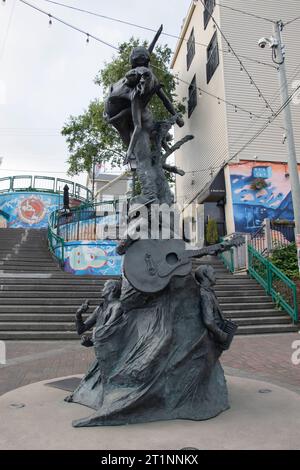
[0,0,190,185]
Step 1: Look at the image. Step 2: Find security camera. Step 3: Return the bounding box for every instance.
[258,37,268,49]
[258,36,278,49]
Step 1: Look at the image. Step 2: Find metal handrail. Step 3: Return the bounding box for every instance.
[0,175,92,202]
[248,245,298,323]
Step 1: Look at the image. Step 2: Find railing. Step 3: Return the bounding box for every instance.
[249,224,267,255]
[48,199,125,264]
[220,248,234,273]
[248,245,298,323]
[270,220,295,247]
[0,175,92,202]
[48,226,65,266]
[249,218,295,256]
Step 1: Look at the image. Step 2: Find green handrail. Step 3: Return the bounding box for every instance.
[248,245,298,323]
[0,175,92,202]
[219,248,234,273]
[48,225,65,266]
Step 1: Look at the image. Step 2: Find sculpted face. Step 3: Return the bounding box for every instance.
[130,47,150,67]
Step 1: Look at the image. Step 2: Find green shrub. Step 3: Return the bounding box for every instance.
[205,219,219,245]
[269,243,299,279]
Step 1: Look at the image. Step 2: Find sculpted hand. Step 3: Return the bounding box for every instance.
[76,300,90,317]
[176,115,184,128]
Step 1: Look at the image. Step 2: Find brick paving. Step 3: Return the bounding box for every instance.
[0,333,299,397]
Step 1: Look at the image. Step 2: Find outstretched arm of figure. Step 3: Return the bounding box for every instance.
[156,87,184,127]
[104,107,131,124]
[75,303,100,335]
[162,163,185,176]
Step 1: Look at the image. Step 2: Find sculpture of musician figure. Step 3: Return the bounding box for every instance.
[75,279,123,347]
[195,265,237,350]
[103,25,185,205]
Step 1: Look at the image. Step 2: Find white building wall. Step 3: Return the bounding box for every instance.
[172,2,229,208]
[221,0,300,164]
[172,0,300,210]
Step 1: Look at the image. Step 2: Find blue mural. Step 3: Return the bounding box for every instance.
[0,191,83,229]
[62,240,122,276]
[229,161,299,233]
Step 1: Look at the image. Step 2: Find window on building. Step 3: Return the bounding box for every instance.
[188,75,197,118]
[206,32,219,83]
[203,0,216,29]
[186,28,195,70]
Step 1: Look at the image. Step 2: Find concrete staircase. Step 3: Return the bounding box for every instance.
[0,228,298,339]
[0,228,114,340]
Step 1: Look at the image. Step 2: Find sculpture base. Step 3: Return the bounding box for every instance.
[1,375,300,450]
[66,274,229,427]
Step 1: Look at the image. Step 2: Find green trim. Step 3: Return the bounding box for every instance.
[248,245,298,323]
[0,175,92,201]
[219,248,234,273]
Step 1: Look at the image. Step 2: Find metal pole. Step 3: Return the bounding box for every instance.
[274,21,300,271]
[92,156,96,201]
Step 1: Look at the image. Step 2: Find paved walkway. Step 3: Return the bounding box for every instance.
[0,333,299,396]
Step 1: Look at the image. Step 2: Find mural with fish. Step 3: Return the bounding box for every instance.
[0,192,82,229]
[229,161,300,233]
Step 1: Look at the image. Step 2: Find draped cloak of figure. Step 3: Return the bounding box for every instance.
[68,275,229,427]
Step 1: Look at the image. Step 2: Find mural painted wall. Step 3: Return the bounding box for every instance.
[0,192,81,229]
[229,161,300,233]
[58,240,122,276]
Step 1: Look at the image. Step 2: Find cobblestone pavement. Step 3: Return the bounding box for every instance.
[0,333,299,396]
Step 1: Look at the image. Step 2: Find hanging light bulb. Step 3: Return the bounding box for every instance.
[240,65,243,73]
[250,112,253,119]
[198,90,202,98]
[48,14,52,27]
[234,106,238,113]
[250,79,254,86]
[217,98,221,105]
[1,0,6,6]
[86,34,90,45]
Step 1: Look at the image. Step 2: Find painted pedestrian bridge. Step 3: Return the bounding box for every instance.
[0,174,121,277]
[0,175,92,229]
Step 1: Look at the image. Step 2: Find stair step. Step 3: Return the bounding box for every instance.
[0,314,82,322]
[236,324,299,335]
[233,316,292,326]
[0,291,102,299]
[0,285,103,292]
[0,298,100,306]
[218,296,271,303]
[0,322,77,331]
[0,306,98,313]
[224,309,284,318]
[222,302,275,311]
[0,331,78,340]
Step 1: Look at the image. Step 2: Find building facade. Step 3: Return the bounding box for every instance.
[171,0,300,243]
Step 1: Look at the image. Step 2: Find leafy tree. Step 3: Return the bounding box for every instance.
[62,38,185,176]
[269,243,300,279]
[205,219,219,245]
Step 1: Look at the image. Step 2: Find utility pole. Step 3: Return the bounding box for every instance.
[259,21,300,272]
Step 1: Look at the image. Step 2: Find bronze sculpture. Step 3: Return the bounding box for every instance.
[65,26,238,427]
